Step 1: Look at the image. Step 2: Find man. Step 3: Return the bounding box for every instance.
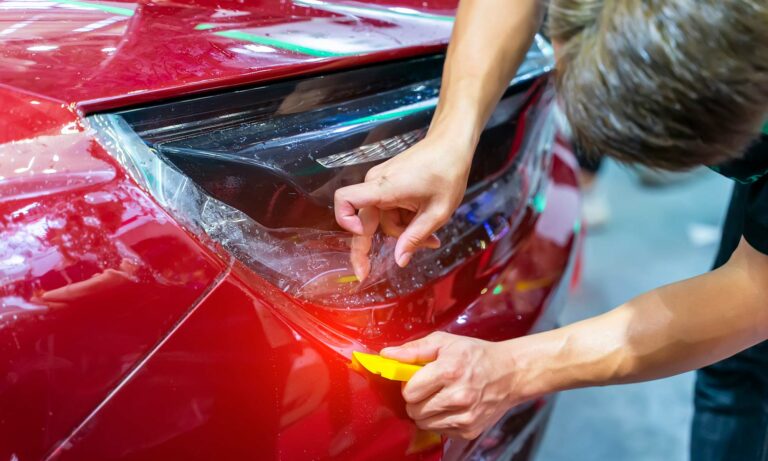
[333,0,768,459]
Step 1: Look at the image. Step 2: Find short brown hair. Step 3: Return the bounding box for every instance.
[548,0,768,170]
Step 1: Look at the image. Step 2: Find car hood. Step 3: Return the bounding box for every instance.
[0,0,455,111]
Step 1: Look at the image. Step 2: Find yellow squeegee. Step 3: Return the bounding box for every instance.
[351,351,423,382]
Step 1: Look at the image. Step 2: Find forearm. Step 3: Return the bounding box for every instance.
[510,239,768,400]
[429,0,543,148]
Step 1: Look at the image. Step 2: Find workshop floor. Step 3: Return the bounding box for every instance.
[537,161,733,461]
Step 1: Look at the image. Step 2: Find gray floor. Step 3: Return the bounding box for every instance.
[537,161,733,461]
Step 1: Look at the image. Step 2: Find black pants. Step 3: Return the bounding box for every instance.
[691,181,768,461]
[692,341,768,461]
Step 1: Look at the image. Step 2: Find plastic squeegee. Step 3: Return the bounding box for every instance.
[351,351,423,382]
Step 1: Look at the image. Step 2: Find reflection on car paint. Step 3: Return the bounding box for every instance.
[197,14,453,57]
[294,0,455,23]
[48,0,136,16]
[0,95,578,461]
[0,133,116,203]
[0,88,225,460]
[37,142,579,460]
[46,275,443,460]
[1,2,580,458]
[0,0,458,110]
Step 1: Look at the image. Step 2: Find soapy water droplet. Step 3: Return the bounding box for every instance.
[361,308,383,338]
[84,191,116,205]
[83,216,100,227]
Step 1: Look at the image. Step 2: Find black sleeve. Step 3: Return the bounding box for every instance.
[743,174,768,256]
[713,136,768,268]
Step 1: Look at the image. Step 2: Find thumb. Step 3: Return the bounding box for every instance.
[394,209,444,267]
[380,332,452,364]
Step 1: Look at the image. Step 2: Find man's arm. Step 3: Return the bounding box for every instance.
[382,238,768,439]
[428,0,543,147]
[516,238,768,394]
[334,0,543,280]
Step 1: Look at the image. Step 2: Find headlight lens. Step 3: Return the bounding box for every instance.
[88,37,557,310]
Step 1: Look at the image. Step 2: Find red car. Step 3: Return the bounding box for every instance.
[0,1,580,460]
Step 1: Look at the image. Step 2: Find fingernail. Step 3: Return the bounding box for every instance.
[397,252,412,267]
[380,347,392,355]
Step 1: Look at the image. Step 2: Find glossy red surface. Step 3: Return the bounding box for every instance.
[48,272,438,460]
[0,0,455,112]
[42,144,579,461]
[0,91,578,459]
[0,88,226,460]
[1,2,579,459]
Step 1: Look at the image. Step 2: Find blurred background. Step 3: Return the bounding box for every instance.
[537,159,732,461]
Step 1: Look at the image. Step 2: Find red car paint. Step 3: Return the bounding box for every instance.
[0,1,579,460]
[0,0,455,112]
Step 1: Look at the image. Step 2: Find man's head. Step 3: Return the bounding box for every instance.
[548,0,768,170]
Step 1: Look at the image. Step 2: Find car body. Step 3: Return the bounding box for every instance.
[0,1,580,460]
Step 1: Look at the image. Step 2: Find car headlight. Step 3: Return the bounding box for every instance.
[88,36,556,320]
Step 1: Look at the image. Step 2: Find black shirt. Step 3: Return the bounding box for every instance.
[712,134,768,267]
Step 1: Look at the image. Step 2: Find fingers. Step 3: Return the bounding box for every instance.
[394,209,447,267]
[405,385,473,420]
[380,334,460,401]
[358,206,380,237]
[380,331,452,363]
[402,361,452,403]
[349,207,378,282]
[334,183,383,234]
[406,384,490,440]
[411,411,484,440]
[350,234,372,282]
[380,210,441,249]
[379,209,405,238]
[335,172,452,273]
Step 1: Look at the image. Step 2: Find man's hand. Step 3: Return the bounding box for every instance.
[331,0,541,281]
[374,239,768,442]
[380,332,520,440]
[333,135,474,281]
